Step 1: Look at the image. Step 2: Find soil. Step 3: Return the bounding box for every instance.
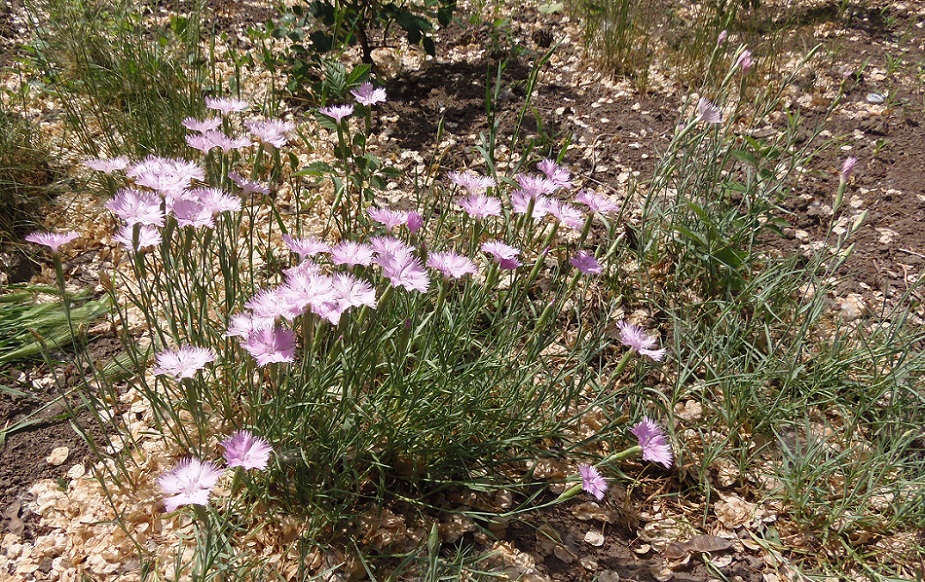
[2,0,925,580]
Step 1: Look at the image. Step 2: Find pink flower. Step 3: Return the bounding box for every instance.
[246,119,295,149]
[379,250,429,293]
[536,159,572,189]
[205,97,249,114]
[406,211,424,234]
[575,191,621,215]
[282,270,336,320]
[514,173,558,198]
[696,98,722,124]
[548,200,586,230]
[182,117,222,133]
[735,49,753,72]
[84,156,129,173]
[106,188,165,226]
[171,199,215,229]
[158,458,224,512]
[840,157,858,183]
[427,251,478,280]
[579,464,607,501]
[370,236,413,259]
[113,224,162,252]
[228,171,270,195]
[185,133,216,154]
[332,273,377,310]
[189,188,242,216]
[332,240,376,267]
[242,327,297,366]
[319,104,354,123]
[570,251,602,275]
[131,156,205,197]
[368,207,408,232]
[283,234,331,260]
[221,430,273,470]
[630,418,673,469]
[717,29,728,45]
[617,321,666,362]
[226,313,274,338]
[25,231,79,253]
[246,287,299,321]
[448,171,496,195]
[351,82,387,106]
[481,240,522,270]
[153,346,216,379]
[511,192,550,220]
[456,194,502,219]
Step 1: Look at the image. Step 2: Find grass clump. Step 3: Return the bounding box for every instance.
[0,103,54,242]
[23,0,208,159]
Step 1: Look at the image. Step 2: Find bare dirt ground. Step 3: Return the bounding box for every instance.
[1,0,924,580]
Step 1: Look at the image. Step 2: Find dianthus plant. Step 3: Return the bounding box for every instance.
[70,81,666,543]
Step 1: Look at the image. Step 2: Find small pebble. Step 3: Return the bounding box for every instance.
[866,92,885,104]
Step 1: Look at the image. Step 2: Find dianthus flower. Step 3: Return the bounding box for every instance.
[696,97,722,124]
[351,82,387,106]
[331,273,377,310]
[182,117,222,133]
[514,173,558,198]
[536,159,572,189]
[481,240,522,270]
[547,200,586,230]
[406,211,424,234]
[242,327,297,366]
[379,250,429,293]
[205,97,249,114]
[511,192,550,220]
[426,251,478,280]
[153,346,216,379]
[569,251,602,275]
[448,170,496,195]
[736,49,754,73]
[578,464,608,501]
[370,236,412,259]
[221,430,273,470]
[331,240,376,267]
[575,190,621,215]
[282,234,331,260]
[319,104,354,123]
[228,171,270,195]
[158,457,224,512]
[456,194,502,219]
[245,119,295,149]
[368,207,408,232]
[630,418,673,468]
[113,224,162,252]
[25,231,79,253]
[617,321,667,362]
[84,156,129,173]
[106,188,165,226]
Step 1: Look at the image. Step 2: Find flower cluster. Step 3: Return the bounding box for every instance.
[158,430,273,512]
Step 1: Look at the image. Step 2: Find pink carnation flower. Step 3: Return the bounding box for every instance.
[205,97,249,114]
[456,194,502,219]
[351,82,387,106]
[221,430,273,470]
[617,321,667,362]
[630,418,673,469]
[319,104,354,123]
[242,327,297,366]
[158,457,224,512]
[481,240,522,270]
[579,464,607,501]
[569,251,602,275]
[696,98,722,124]
[427,251,478,280]
[153,346,216,379]
[25,231,79,253]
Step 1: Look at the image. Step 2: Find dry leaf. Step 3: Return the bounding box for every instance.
[46,446,69,466]
[584,529,605,547]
